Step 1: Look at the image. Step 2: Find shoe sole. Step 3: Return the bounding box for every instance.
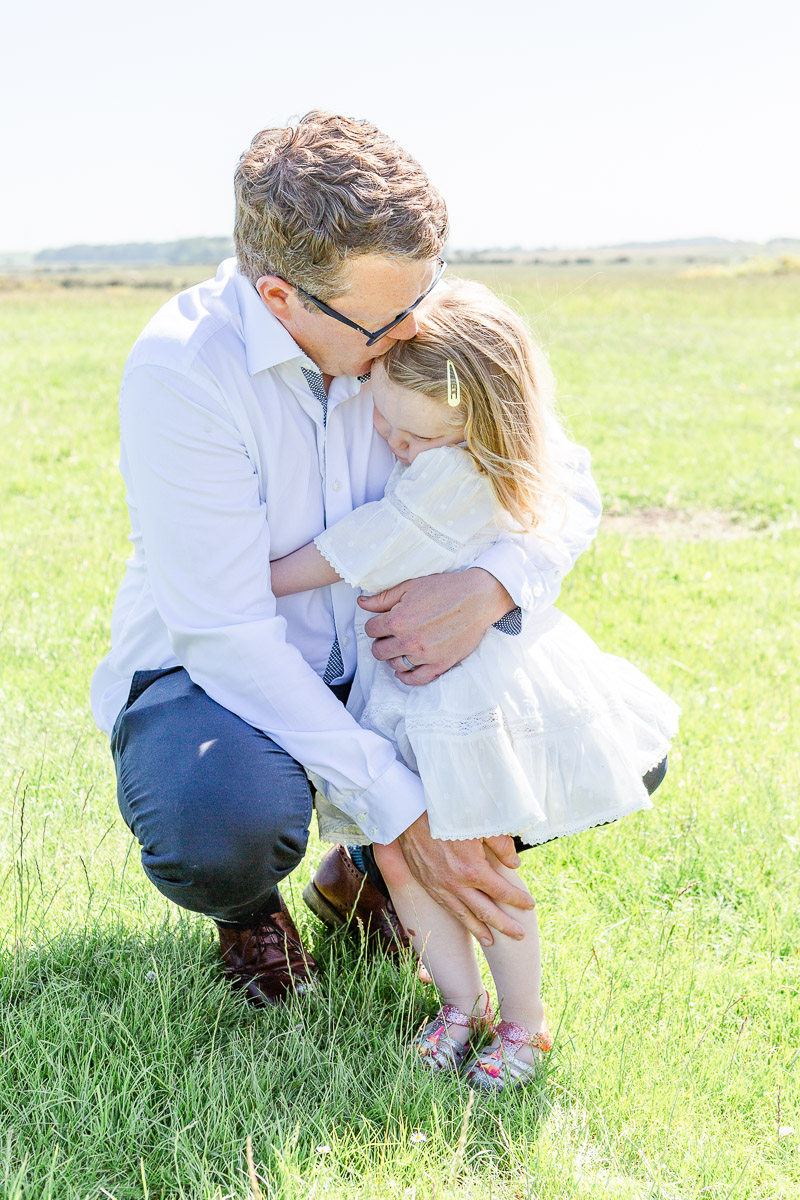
[303,880,409,957]
[302,881,348,929]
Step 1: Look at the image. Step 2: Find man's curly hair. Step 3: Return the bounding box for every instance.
[234,111,449,305]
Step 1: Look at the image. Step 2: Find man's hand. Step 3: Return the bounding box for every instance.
[397,812,534,945]
[357,567,515,685]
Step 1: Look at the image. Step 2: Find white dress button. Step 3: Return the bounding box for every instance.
[332,480,342,492]
[342,636,350,648]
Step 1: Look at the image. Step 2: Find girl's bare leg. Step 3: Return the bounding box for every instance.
[373,841,487,1043]
[480,847,548,1064]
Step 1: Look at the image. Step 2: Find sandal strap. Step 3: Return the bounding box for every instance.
[495,1019,553,1055]
[438,1003,472,1029]
[412,994,498,1073]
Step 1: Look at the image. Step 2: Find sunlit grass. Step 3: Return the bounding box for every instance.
[1,270,799,1198]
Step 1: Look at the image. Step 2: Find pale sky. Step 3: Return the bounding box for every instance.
[1,0,798,253]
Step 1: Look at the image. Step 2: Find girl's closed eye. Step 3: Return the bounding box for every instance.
[371,363,465,464]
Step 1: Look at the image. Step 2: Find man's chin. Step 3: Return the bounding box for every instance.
[328,359,373,379]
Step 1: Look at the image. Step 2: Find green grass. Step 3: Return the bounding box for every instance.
[1,270,799,1199]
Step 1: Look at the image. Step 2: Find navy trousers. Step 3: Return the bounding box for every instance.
[111,667,318,926]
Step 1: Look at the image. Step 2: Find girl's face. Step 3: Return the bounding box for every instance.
[371,363,464,465]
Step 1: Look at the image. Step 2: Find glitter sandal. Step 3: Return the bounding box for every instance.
[413,995,495,1073]
[463,1018,552,1091]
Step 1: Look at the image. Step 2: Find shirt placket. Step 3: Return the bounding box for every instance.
[301,365,351,684]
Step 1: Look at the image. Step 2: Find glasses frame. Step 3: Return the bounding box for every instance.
[293,258,447,347]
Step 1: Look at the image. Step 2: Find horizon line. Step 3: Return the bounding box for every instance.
[3,233,800,261]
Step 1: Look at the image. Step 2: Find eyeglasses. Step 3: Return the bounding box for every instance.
[293,258,447,348]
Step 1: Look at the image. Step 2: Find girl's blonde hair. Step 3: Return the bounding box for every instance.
[382,279,561,531]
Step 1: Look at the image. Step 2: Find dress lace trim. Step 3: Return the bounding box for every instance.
[428,797,654,843]
[390,699,677,740]
[318,795,657,848]
[386,491,461,553]
[313,537,360,589]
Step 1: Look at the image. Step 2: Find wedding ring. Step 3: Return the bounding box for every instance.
[401,655,417,671]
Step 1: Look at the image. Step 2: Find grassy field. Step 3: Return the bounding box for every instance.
[1,266,799,1199]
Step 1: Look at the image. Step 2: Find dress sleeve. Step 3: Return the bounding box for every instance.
[314,446,497,594]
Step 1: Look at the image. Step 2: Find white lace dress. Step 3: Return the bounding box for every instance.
[313,446,679,846]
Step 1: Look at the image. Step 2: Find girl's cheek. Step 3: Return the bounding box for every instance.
[373,416,392,443]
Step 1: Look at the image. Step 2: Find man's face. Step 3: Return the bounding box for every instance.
[262,255,440,379]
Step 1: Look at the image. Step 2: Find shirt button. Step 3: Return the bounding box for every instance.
[368,826,379,839]
[332,480,342,492]
[342,636,350,648]
[357,811,368,822]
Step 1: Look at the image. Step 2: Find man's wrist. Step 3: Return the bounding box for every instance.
[466,567,516,625]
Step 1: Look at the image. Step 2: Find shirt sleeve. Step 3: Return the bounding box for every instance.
[314,446,497,594]
[119,363,425,844]
[472,417,602,613]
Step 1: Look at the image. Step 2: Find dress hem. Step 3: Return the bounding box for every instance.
[317,794,654,849]
[428,795,652,844]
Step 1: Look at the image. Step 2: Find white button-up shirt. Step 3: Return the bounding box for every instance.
[91,259,602,844]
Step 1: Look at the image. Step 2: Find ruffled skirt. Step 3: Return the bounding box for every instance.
[317,606,680,846]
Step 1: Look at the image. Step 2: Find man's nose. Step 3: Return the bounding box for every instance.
[391,311,419,342]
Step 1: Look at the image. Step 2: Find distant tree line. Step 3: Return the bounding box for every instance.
[34,237,234,266]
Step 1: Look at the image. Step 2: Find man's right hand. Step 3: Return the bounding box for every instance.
[396,812,535,946]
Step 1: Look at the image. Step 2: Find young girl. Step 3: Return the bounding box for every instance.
[270,280,679,1091]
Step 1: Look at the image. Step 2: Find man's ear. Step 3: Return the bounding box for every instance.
[256,275,293,320]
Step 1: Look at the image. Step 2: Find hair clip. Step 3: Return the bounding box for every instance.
[446,360,461,407]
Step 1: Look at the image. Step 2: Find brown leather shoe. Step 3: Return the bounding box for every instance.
[217,894,317,1007]
[303,845,409,955]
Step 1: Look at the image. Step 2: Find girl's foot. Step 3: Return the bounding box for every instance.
[463,1019,552,1092]
[413,996,494,1073]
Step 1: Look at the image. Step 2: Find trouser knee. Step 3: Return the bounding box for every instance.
[112,667,313,924]
[138,791,311,920]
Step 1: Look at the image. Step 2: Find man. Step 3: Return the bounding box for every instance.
[91,111,602,1005]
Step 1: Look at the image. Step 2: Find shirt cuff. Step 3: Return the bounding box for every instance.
[473,541,562,614]
[319,758,427,845]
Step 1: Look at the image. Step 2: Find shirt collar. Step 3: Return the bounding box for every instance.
[230,261,311,376]
[227,259,372,396]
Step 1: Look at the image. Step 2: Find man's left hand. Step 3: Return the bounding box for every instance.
[357,567,514,685]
